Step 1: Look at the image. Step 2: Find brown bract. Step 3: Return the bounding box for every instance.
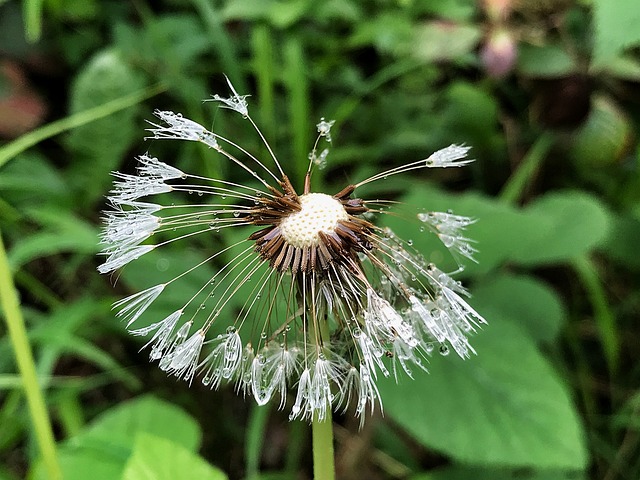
[247,175,375,274]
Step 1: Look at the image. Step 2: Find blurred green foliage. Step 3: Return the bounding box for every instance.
[1,0,640,479]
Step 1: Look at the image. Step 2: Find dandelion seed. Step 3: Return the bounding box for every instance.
[98,77,486,424]
[207,75,249,117]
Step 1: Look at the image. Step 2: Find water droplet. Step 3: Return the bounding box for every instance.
[233,211,240,218]
[226,326,236,334]
[197,191,203,196]
[407,239,413,246]
[439,345,450,356]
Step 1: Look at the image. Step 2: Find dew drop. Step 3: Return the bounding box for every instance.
[197,191,203,196]
[439,345,450,356]
[226,326,236,334]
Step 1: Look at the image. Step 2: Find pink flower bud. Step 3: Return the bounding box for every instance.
[480,28,518,78]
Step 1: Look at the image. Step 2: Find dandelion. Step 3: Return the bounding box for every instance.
[98,78,486,424]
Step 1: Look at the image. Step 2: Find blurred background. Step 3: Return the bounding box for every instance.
[1,0,639,479]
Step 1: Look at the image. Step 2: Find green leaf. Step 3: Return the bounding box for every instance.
[600,213,640,269]
[514,191,611,265]
[122,433,228,480]
[31,396,203,480]
[390,187,611,274]
[414,0,476,21]
[471,273,566,343]
[7,208,99,268]
[66,49,145,205]
[413,21,481,62]
[68,395,201,454]
[379,320,587,468]
[593,0,640,66]
[517,43,577,77]
[568,96,633,168]
[0,152,69,207]
[411,465,586,480]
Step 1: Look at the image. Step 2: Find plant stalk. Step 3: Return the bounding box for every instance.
[0,232,61,479]
[499,132,555,204]
[312,410,336,480]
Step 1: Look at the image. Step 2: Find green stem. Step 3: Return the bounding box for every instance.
[285,419,307,474]
[499,132,555,204]
[23,0,44,43]
[0,232,61,479]
[245,403,270,480]
[571,255,619,373]
[312,410,335,480]
[0,83,166,168]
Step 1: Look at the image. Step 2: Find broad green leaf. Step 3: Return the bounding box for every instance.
[68,395,201,453]
[66,49,144,204]
[411,466,586,480]
[517,44,577,77]
[349,13,415,55]
[413,22,481,62]
[34,449,123,480]
[599,213,640,270]
[471,273,566,343]
[593,0,640,66]
[122,433,228,480]
[379,319,587,468]
[391,187,611,274]
[568,96,633,168]
[32,396,200,480]
[515,191,611,265]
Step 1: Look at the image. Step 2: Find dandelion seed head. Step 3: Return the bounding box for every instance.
[98,77,487,424]
[279,193,348,248]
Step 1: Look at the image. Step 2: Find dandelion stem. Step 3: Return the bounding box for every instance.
[312,410,336,480]
[499,132,555,204]
[0,232,62,480]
